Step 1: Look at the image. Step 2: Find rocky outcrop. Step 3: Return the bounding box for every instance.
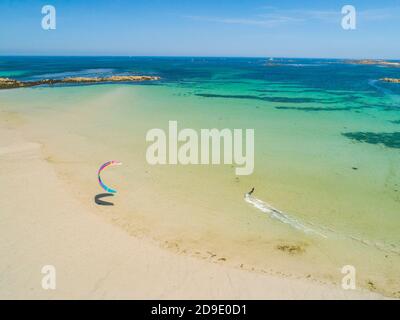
[0,78,25,89]
[62,75,160,83]
[346,59,400,67]
[0,75,160,89]
[380,78,400,83]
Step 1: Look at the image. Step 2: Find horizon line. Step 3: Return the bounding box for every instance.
[0,54,399,60]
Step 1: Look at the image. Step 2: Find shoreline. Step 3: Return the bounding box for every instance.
[0,118,387,299]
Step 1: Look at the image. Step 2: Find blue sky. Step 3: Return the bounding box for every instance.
[0,0,399,58]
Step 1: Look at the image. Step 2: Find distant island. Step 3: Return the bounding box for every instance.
[380,77,400,83]
[346,59,400,67]
[0,75,160,89]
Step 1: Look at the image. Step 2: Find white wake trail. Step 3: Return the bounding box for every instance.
[244,194,326,238]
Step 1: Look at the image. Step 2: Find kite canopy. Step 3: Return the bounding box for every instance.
[97,160,122,193]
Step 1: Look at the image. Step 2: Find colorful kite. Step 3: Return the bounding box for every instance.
[97,160,122,193]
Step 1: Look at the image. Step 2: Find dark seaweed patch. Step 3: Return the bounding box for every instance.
[342,132,400,149]
[195,93,329,103]
[276,106,348,112]
[276,243,306,255]
[254,89,297,93]
[275,105,366,112]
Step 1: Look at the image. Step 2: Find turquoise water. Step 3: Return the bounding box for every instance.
[1,56,399,295]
